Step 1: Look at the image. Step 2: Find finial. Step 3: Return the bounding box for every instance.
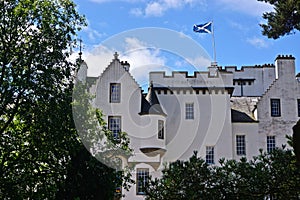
[114,52,119,60]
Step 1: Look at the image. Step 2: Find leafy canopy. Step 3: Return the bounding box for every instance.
[259,0,300,39]
[0,0,86,198]
[146,148,300,200]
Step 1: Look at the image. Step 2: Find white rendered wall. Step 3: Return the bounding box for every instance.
[232,123,260,160]
[150,71,234,164]
[123,163,161,200]
[94,58,166,200]
[225,65,276,97]
[257,57,300,150]
[94,58,142,140]
[88,55,299,200]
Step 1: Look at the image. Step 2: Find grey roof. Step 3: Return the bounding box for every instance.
[140,83,166,116]
[231,109,257,123]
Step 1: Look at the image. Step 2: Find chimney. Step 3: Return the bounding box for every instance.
[208,61,218,77]
[121,61,130,71]
[275,55,295,79]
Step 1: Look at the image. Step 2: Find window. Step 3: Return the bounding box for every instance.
[236,135,246,156]
[298,99,300,117]
[185,103,194,119]
[158,120,164,139]
[206,146,214,164]
[267,136,276,153]
[270,99,281,117]
[136,168,149,195]
[108,116,121,138]
[110,83,120,103]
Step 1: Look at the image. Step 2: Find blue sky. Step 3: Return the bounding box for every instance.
[73,0,300,87]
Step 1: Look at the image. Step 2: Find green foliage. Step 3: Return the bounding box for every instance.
[0,0,86,133]
[66,68,134,200]
[0,0,86,198]
[258,0,300,39]
[146,148,300,199]
[146,152,213,200]
[0,0,133,199]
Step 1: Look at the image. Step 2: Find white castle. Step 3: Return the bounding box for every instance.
[78,53,300,200]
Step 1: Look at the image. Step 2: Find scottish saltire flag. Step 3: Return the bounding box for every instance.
[193,22,212,34]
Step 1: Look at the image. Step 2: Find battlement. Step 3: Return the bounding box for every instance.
[224,64,275,72]
[275,54,296,79]
[150,70,233,89]
[276,54,295,60]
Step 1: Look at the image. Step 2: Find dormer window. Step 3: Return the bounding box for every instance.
[110,83,120,103]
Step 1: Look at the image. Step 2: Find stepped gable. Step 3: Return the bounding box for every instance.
[140,82,166,116]
[95,52,140,87]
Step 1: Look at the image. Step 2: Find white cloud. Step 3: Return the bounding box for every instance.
[145,2,165,17]
[246,37,269,48]
[82,37,167,87]
[228,21,249,32]
[131,0,205,17]
[130,7,143,17]
[216,0,273,16]
[82,19,106,42]
[84,45,115,77]
[186,56,211,68]
[121,38,165,69]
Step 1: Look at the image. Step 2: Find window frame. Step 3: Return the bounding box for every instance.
[267,135,276,153]
[270,99,281,117]
[206,146,215,164]
[110,83,121,103]
[158,120,164,139]
[236,135,246,156]
[136,168,149,195]
[108,116,121,138]
[185,103,194,120]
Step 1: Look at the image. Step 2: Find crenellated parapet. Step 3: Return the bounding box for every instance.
[149,70,233,90]
[224,64,275,72]
[276,54,295,60]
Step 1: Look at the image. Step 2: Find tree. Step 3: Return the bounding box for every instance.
[60,77,134,199]
[0,0,85,198]
[146,148,300,199]
[0,0,85,133]
[258,0,300,39]
[145,152,213,200]
[0,1,133,199]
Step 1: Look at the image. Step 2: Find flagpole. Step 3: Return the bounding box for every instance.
[211,21,217,64]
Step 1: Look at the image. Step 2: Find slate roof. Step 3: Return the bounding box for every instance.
[231,109,257,123]
[140,83,166,116]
